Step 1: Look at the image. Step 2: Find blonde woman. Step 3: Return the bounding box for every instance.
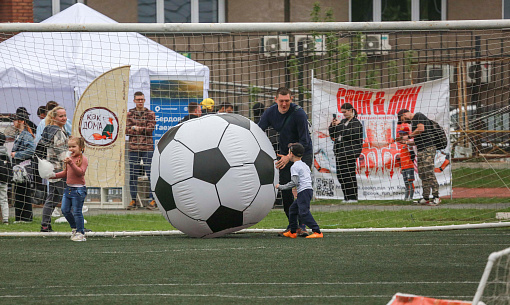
[35,106,69,232]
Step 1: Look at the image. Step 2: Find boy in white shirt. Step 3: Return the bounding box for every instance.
[276,143,323,238]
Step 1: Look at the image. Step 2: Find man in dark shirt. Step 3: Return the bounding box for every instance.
[258,87,312,236]
[179,102,202,123]
[398,109,440,206]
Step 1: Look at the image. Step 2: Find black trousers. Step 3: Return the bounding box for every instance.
[14,182,33,222]
[279,153,313,224]
[335,155,359,201]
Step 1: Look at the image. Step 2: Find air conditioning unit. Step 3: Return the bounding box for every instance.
[294,35,326,56]
[426,64,455,83]
[466,61,492,84]
[362,34,391,55]
[261,35,290,57]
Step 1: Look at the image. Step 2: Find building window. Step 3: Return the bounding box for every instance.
[34,0,80,22]
[351,0,373,22]
[504,0,510,19]
[419,0,442,20]
[138,0,222,23]
[351,0,445,22]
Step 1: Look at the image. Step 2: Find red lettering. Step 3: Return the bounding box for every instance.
[388,89,405,115]
[345,90,355,104]
[373,91,385,114]
[406,86,421,112]
[336,88,346,112]
[353,91,372,115]
[387,86,422,114]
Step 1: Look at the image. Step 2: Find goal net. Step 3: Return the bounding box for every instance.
[473,247,510,305]
[0,4,509,235]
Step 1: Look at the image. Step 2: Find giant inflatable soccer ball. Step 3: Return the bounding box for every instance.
[150,113,278,238]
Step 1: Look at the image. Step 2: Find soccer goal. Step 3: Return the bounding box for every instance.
[472,246,510,305]
[0,3,509,236]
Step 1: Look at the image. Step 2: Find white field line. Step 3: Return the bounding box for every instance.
[1,221,510,237]
[0,281,481,291]
[0,292,476,300]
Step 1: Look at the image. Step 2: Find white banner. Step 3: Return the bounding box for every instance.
[73,66,129,188]
[312,78,451,200]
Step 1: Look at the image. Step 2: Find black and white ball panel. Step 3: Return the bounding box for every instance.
[243,184,277,224]
[172,115,228,153]
[216,113,251,130]
[254,150,276,185]
[159,140,194,186]
[249,120,277,160]
[218,124,261,167]
[171,177,220,220]
[216,165,260,211]
[166,208,213,238]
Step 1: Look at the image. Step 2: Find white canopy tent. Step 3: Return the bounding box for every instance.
[0,3,210,123]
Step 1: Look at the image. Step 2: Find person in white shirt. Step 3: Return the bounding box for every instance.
[276,143,323,239]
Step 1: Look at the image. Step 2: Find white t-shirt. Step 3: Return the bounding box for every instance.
[290,160,312,193]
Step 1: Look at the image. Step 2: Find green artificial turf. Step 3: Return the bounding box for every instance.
[452,168,510,188]
[2,229,510,305]
[1,206,509,233]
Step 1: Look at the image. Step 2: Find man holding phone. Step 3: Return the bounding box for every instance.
[257,87,313,236]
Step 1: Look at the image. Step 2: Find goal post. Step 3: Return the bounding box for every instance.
[0,13,509,233]
[472,247,510,305]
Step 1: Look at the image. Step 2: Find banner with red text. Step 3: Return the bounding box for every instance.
[312,78,451,200]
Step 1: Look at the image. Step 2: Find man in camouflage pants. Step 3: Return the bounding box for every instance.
[398,109,440,206]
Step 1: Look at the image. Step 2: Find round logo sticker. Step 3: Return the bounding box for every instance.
[79,107,119,147]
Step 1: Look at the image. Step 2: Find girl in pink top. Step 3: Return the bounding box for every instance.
[51,136,88,241]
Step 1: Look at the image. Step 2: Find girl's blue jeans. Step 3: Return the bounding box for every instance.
[61,186,87,234]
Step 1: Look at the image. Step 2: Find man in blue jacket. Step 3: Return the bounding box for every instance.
[258,87,312,236]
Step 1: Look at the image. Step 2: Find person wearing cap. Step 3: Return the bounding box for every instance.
[200,98,215,115]
[328,102,363,203]
[396,126,416,201]
[276,143,323,238]
[397,109,440,206]
[11,111,36,223]
[16,107,37,134]
[258,87,313,237]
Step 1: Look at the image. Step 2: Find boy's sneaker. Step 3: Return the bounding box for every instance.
[306,232,324,239]
[296,228,309,237]
[40,225,53,232]
[126,200,138,210]
[71,232,86,242]
[146,200,157,210]
[71,229,77,240]
[282,231,297,238]
[415,198,429,205]
[277,229,289,237]
[429,197,441,206]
